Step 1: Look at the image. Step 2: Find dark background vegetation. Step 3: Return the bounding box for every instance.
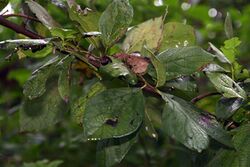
[0,0,250,166]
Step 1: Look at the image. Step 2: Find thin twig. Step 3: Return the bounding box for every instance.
[191,92,220,104]
[2,13,41,22]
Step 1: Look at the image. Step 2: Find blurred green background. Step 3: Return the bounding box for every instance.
[1,0,250,166]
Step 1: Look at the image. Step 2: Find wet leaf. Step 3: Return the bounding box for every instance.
[206,72,247,99]
[216,97,244,119]
[23,56,60,99]
[57,56,74,102]
[161,93,232,152]
[159,22,196,52]
[71,82,106,125]
[68,5,101,47]
[97,133,138,167]
[26,0,59,29]
[202,64,230,73]
[208,124,250,167]
[99,0,133,48]
[158,46,214,80]
[122,16,164,53]
[20,77,68,131]
[83,88,144,140]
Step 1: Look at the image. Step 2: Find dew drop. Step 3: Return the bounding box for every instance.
[175,45,179,48]
[145,126,149,131]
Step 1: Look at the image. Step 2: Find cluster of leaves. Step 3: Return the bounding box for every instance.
[0,0,250,166]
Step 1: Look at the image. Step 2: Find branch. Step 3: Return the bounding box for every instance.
[191,92,220,104]
[3,13,41,22]
[0,15,42,39]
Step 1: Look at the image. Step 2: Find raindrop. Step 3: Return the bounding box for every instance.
[208,8,217,18]
[181,2,191,11]
[145,126,149,131]
[175,45,179,48]
[154,0,164,7]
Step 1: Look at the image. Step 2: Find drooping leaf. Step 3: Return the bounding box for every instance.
[26,0,59,29]
[68,5,101,47]
[0,38,54,49]
[57,56,74,102]
[122,16,164,53]
[224,12,234,39]
[220,37,241,62]
[161,93,232,152]
[71,82,106,125]
[23,56,60,99]
[208,42,231,64]
[96,133,138,167]
[99,0,133,48]
[20,77,68,132]
[216,97,244,119]
[206,72,247,99]
[83,88,144,140]
[157,46,214,80]
[142,46,166,87]
[159,22,196,52]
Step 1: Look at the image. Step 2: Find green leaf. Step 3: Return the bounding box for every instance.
[202,64,230,73]
[157,46,214,80]
[208,42,231,64]
[99,0,133,48]
[0,38,54,49]
[23,159,63,167]
[50,28,78,40]
[23,56,60,100]
[220,37,241,62]
[208,124,250,167]
[26,0,59,29]
[161,93,232,152]
[232,61,250,81]
[159,22,196,52]
[224,12,234,39]
[206,72,247,99]
[122,16,163,53]
[68,5,101,48]
[96,133,137,167]
[71,82,106,126]
[0,0,9,10]
[216,97,244,119]
[18,45,53,59]
[83,88,144,140]
[20,77,68,132]
[142,46,166,87]
[100,58,138,85]
[57,56,74,102]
